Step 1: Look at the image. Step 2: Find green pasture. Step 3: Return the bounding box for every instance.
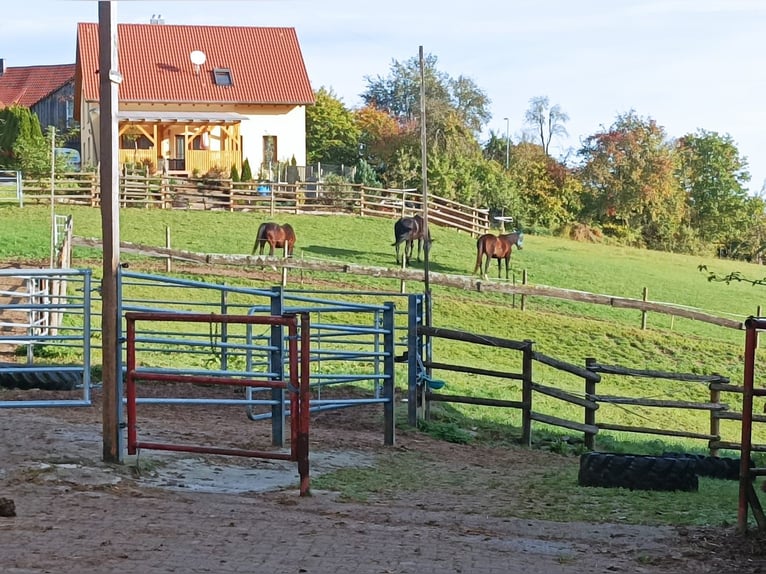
[2,203,766,527]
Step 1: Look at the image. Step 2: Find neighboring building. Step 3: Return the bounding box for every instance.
[0,59,77,138]
[75,22,315,177]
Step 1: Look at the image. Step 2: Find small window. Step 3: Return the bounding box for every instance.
[213,68,233,86]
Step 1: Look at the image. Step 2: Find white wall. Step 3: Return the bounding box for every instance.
[240,105,307,172]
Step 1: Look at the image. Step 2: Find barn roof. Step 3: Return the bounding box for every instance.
[0,64,75,107]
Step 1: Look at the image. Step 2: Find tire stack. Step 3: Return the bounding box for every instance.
[578,452,751,492]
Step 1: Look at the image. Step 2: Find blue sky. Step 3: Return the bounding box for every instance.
[3,0,764,193]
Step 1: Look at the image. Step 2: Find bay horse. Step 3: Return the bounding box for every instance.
[473,231,523,279]
[392,215,432,265]
[252,222,296,257]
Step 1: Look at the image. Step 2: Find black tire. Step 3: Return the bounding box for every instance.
[578,452,699,492]
[662,452,749,481]
[0,366,81,391]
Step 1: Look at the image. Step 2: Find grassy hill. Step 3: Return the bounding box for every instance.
[2,203,764,452]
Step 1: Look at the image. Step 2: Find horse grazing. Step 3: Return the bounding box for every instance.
[473,231,523,279]
[392,215,432,265]
[252,222,296,257]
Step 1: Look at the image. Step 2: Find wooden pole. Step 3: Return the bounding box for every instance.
[521,341,533,447]
[521,269,527,311]
[641,287,648,330]
[99,0,122,463]
[50,126,56,268]
[584,358,597,450]
[709,385,720,457]
[165,225,171,272]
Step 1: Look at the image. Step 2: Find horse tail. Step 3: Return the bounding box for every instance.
[283,223,296,256]
[253,222,268,255]
[473,236,485,274]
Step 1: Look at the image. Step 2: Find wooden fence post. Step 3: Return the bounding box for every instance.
[521,269,527,311]
[270,188,275,217]
[709,383,720,457]
[584,357,597,450]
[641,287,649,330]
[521,340,533,447]
[165,226,171,272]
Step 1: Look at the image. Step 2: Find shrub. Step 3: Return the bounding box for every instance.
[241,158,253,182]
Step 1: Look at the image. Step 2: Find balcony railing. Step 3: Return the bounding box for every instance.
[118,149,242,175]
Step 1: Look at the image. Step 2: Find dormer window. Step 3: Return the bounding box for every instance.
[213,68,233,86]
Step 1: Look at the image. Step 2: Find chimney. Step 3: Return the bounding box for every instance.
[0,59,4,77]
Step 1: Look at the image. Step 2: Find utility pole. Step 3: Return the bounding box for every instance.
[99,0,123,463]
[503,117,510,170]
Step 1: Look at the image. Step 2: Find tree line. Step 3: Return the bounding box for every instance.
[307,53,761,261]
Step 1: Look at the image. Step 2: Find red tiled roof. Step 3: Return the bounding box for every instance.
[0,64,75,108]
[77,23,315,105]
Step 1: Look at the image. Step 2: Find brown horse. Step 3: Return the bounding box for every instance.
[252,222,296,257]
[473,231,523,279]
[392,214,432,264]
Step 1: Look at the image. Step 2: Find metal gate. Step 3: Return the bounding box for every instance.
[0,268,93,407]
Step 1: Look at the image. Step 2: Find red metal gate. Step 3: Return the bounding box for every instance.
[125,311,311,496]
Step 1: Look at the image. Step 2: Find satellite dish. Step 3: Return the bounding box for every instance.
[190,50,207,75]
[190,50,207,66]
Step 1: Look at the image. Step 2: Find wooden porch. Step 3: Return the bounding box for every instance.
[117,112,243,176]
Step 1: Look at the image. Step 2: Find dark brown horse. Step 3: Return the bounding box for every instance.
[252,222,296,257]
[392,214,432,264]
[473,231,523,279]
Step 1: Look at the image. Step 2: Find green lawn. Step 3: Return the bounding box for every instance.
[2,203,764,449]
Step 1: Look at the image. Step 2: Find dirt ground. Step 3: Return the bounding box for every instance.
[2,386,766,574]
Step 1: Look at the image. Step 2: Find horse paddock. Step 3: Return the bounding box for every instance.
[1,386,764,574]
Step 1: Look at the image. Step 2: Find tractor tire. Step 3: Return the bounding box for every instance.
[578,452,699,492]
[0,365,81,391]
[662,452,749,481]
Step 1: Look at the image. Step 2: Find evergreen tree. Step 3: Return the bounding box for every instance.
[241,158,253,182]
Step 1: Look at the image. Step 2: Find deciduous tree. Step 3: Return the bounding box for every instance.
[524,96,569,156]
[578,111,684,248]
[306,87,360,166]
[675,129,750,247]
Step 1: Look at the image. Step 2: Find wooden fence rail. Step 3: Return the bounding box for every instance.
[71,239,748,333]
[412,324,759,454]
[22,174,491,237]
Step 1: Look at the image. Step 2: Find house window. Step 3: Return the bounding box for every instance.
[213,68,233,86]
[120,134,152,149]
[65,99,74,128]
[263,136,277,165]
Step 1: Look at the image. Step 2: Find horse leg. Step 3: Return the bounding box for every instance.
[394,241,401,265]
[504,255,510,280]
